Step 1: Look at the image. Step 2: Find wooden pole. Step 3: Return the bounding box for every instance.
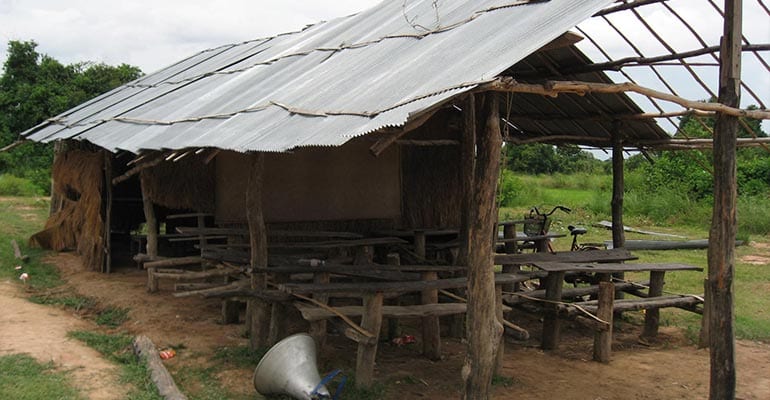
[355,292,384,388]
[708,1,741,398]
[415,230,441,360]
[641,271,665,340]
[593,282,615,363]
[140,171,159,292]
[462,94,504,400]
[611,131,626,298]
[247,153,271,350]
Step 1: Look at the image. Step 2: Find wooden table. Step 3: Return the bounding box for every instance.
[276,272,528,388]
[529,261,703,359]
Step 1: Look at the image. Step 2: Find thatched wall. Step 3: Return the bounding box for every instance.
[401,108,463,229]
[31,149,106,271]
[142,154,215,212]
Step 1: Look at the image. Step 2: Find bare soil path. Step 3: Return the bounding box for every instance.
[0,279,127,400]
[2,251,769,399]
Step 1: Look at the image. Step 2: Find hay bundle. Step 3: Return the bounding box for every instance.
[31,149,106,271]
[142,154,215,212]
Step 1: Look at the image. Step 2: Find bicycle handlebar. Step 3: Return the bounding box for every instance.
[530,205,571,217]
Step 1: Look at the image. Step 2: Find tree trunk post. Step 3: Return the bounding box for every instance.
[611,131,626,298]
[461,93,504,400]
[140,171,159,292]
[593,281,615,363]
[247,153,271,351]
[356,292,384,389]
[708,1,741,398]
[641,271,666,340]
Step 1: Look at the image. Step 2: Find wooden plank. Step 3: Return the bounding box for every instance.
[268,230,365,239]
[502,281,649,304]
[593,282,615,363]
[268,237,408,250]
[295,302,470,321]
[177,227,248,236]
[532,262,702,273]
[576,295,703,313]
[278,273,530,295]
[166,213,213,219]
[494,248,637,265]
[251,263,466,274]
[496,233,565,243]
[144,256,202,269]
[151,267,241,281]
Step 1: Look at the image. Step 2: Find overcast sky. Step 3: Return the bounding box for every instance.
[0,0,767,134]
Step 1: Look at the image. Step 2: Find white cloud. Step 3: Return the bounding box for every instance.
[0,0,381,73]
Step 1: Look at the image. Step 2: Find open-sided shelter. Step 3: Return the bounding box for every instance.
[11,0,769,396]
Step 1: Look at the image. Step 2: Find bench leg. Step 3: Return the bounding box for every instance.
[593,282,615,363]
[147,267,158,293]
[494,284,505,374]
[309,272,330,348]
[421,271,441,361]
[642,271,666,340]
[542,272,565,350]
[356,292,383,389]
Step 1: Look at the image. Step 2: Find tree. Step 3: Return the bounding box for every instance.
[0,40,142,192]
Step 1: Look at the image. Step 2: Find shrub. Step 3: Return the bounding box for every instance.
[0,174,43,196]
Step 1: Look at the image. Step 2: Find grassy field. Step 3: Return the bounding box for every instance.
[0,354,83,400]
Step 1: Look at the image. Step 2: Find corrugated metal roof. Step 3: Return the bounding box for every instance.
[21,0,616,153]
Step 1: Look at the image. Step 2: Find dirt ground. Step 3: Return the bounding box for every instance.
[3,250,770,400]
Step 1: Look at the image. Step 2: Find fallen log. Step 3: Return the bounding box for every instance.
[132,335,187,400]
[152,267,242,281]
[606,239,744,250]
[144,256,203,269]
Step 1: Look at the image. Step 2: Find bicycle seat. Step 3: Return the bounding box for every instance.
[568,225,587,236]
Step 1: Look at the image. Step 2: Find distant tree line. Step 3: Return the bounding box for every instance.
[0,40,142,193]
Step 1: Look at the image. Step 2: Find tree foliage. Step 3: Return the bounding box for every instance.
[503,143,605,175]
[0,40,142,192]
[627,112,768,199]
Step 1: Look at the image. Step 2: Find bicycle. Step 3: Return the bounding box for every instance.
[521,205,571,253]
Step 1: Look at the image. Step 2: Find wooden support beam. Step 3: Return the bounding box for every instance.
[369,109,440,156]
[356,292,383,389]
[484,78,770,120]
[709,4,741,399]
[113,154,165,185]
[143,256,202,269]
[309,271,330,348]
[541,271,565,351]
[462,94,504,400]
[247,153,271,351]
[642,271,666,339]
[593,282,615,363]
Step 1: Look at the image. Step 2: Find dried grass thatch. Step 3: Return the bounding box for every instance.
[401,109,463,229]
[142,154,215,212]
[31,149,106,271]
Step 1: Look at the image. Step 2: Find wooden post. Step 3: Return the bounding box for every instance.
[708,2,741,398]
[356,292,384,388]
[247,153,271,351]
[593,282,615,363]
[501,224,520,294]
[310,271,331,348]
[642,271,666,339]
[102,150,113,273]
[494,284,505,374]
[140,171,158,259]
[541,271,565,350]
[268,273,289,345]
[415,230,441,360]
[462,93,504,400]
[699,279,710,348]
[611,131,626,298]
[140,171,159,292]
[385,253,401,341]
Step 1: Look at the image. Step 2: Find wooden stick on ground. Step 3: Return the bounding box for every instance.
[11,239,29,262]
[132,335,188,400]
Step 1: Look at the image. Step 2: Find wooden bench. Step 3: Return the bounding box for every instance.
[528,261,703,362]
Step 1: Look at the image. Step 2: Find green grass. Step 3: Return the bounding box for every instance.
[67,331,162,400]
[0,354,83,400]
[0,175,44,196]
[95,306,131,328]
